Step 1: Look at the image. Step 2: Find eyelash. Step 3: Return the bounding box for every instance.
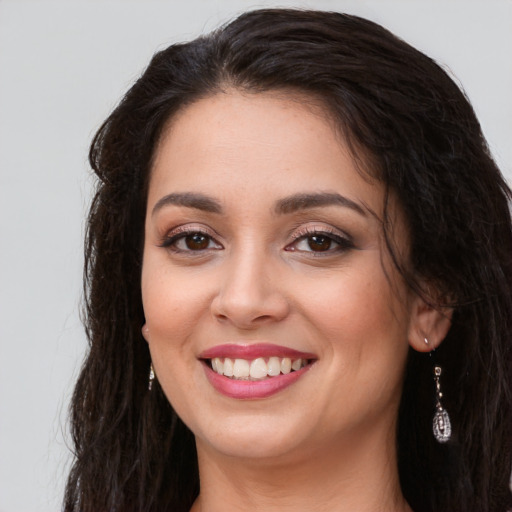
[285,226,354,255]
[159,225,354,255]
[159,226,222,254]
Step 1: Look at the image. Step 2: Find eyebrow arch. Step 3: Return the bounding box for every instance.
[152,192,222,216]
[275,192,367,216]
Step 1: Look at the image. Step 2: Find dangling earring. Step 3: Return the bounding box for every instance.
[148,363,155,391]
[432,365,451,443]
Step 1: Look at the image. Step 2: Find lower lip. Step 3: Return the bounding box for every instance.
[202,361,312,399]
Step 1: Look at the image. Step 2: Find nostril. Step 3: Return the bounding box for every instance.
[213,313,232,325]
[210,276,290,328]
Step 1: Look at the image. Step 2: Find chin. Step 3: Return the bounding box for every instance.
[192,413,312,460]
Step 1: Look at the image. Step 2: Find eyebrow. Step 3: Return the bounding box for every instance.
[275,192,367,216]
[151,191,367,218]
[152,192,223,216]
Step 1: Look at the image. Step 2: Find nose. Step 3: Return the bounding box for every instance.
[210,247,290,330]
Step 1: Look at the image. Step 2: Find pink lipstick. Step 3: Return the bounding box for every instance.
[199,344,316,400]
[200,343,316,360]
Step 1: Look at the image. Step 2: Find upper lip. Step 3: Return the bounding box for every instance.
[199,343,317,360]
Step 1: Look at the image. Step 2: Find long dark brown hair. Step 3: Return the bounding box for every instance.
[64,9,512,512]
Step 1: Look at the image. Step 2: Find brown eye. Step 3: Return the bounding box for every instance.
[185,233,210,250]
[307,235,332,252]
[161,228,222,253]
[286,229,353,255]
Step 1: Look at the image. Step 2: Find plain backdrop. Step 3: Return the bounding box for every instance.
[0,1,510,511]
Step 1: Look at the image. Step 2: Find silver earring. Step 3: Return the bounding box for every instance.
[148,363,155,391]
[432,365,451,443]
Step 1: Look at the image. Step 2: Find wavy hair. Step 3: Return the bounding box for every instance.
[64,9,512,512]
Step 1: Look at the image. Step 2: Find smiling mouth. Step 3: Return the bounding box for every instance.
[205,357,312,380]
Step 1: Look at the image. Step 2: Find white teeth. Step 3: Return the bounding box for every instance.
[291,358,302,371]
[223,357,234,377]
[213,357,224,374]
[281,358,292,374]
[233,359,250,378]
[267,357,281,376]
[249,358,268,379]
[210,356,309,379]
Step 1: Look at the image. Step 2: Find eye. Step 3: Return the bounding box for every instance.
[178,232,214,251]
[160,229,222,253]
[286,228,353,254]
[297,234,336,252]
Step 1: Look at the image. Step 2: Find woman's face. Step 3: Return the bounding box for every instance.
[142,90,419,462]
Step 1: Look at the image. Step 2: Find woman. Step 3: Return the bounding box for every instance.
[64,8,512,512]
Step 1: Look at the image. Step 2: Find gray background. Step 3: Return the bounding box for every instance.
[0,1,510,511]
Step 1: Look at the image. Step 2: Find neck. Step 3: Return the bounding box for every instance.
[191,424,412,512]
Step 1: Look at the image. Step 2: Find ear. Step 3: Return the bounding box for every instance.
[141,323,150,343]
[408,293,453,353]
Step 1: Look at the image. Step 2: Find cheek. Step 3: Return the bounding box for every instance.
[141,255,209,349]
[301,269,404,341]
[296,268,410,427]
[296,263,410,387]
[140,257,209,417]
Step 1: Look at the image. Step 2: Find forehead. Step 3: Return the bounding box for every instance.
[149,90,382,209]
[155,90,340,161]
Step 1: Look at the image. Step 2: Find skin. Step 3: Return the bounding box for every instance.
[141,90,451,512]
